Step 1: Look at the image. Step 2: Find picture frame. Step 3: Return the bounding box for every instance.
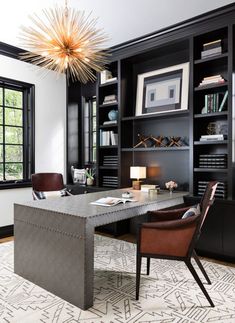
[71,167,86,185]
[135,62,189,116]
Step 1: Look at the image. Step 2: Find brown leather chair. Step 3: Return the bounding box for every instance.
[136,181,218,307]
[31,173,71,199]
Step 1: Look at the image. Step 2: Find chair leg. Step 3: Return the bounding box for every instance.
[193,250,211,284]
[147,257,150,275]
[185,261,214,307]
[136,254,142,300]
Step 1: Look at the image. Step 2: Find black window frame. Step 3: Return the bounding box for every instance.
[82,96,97,167]
[0,76,35,189]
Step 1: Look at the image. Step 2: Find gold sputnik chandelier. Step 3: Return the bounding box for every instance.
[19,0,108,83]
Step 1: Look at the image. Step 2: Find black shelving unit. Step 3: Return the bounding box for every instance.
[68,4,235,260]
[97,61,120,189]
[193,26,230,200]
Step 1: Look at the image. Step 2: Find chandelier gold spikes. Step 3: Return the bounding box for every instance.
[19,0,109,83]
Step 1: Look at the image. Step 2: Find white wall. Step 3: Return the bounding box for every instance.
[0,0,234,48]
[0,55,66,227]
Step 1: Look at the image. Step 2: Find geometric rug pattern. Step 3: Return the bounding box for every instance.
[0,235,235,322]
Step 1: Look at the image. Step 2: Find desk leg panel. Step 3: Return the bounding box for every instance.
[14,205,94,310]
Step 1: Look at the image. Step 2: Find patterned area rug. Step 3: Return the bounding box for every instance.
[0,235,235,323]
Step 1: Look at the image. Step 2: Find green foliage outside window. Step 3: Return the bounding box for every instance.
[0,88,24,180]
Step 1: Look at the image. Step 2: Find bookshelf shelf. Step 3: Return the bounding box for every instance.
[99,102,118,108]
[121,147,189,152]
[194,82,228,91]
[194,140,228,145]
[99,124,118,129]
[121,110,189,121]
[194,52,228,64]
[194,168,228,173]
[194,111,228,118]
[99,80,118,87]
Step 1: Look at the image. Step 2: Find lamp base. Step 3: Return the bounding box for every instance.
[132,180,141,190]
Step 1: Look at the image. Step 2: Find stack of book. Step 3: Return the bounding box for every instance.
[201,39,222,59]
[199,75,225,87]
[199,134,226,141]
[102,176,118,187]
[198,181,227,199]
[103,155,118,167]
[102,95,117,105]
[141,184,160,192]
[199,154,227,169]
[100,130,118,146]
[203,91,228,113]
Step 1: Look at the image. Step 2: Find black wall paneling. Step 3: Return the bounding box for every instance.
[67,4,235,259]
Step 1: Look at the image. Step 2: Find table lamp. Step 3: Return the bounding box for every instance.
[130,166,146,190]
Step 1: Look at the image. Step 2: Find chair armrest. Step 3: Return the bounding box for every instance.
[142,214,200,230]
[148,206,191,222]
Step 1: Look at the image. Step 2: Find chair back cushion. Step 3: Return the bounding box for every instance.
[32,173,65,191]
[182,204,200,219]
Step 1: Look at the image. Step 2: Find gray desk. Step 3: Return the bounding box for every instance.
[14,189,187,310]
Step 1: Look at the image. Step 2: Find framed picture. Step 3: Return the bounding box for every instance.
[135,63,189,116]
[71,167,86,185]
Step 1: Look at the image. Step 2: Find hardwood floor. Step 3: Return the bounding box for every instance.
[1,234,234,268]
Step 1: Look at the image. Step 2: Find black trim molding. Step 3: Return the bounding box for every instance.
[0,225,13,238]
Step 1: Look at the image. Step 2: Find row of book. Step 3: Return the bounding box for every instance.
[198,154,227,169]
[100,130,118,146]
[201,39,222,59]
[198,181,227,199]
[199,74,225,87]
[102,176,118,187]
[199,134,226,141]
[203,91,228,113]
[103,155,118,167]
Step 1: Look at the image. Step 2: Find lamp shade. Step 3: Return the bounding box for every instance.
[130,166,146,180]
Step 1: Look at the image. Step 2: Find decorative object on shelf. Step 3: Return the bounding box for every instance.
[100,70,117,84]
[108,110,118,121]
[130,166,146,190]
[71,166,86,184]
[134,134,151,148]
[165,180,178,195]
[207,121,228,136]
[19,0,108,83]
[198,75,225,87]
[150,135,167,147]
[168,136,182,147]
[85,168,95,186]
[102,94,118,105]
[135,62,189,116]
[201,39,222,59]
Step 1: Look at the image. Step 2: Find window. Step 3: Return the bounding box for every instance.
[0,77,35,188]
[83,96,97,165]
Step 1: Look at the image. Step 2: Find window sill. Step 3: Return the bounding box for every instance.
[0,181,32,190]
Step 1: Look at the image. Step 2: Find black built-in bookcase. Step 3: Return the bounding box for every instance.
[67,3,235,261]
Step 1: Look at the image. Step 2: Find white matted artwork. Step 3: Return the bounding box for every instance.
[135,63,189,116]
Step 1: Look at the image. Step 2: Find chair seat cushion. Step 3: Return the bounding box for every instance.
[33,188,68,200]
[182,203,200,219]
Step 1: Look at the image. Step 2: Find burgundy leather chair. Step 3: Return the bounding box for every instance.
[136,181,218,307]
[31,173,71,199]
